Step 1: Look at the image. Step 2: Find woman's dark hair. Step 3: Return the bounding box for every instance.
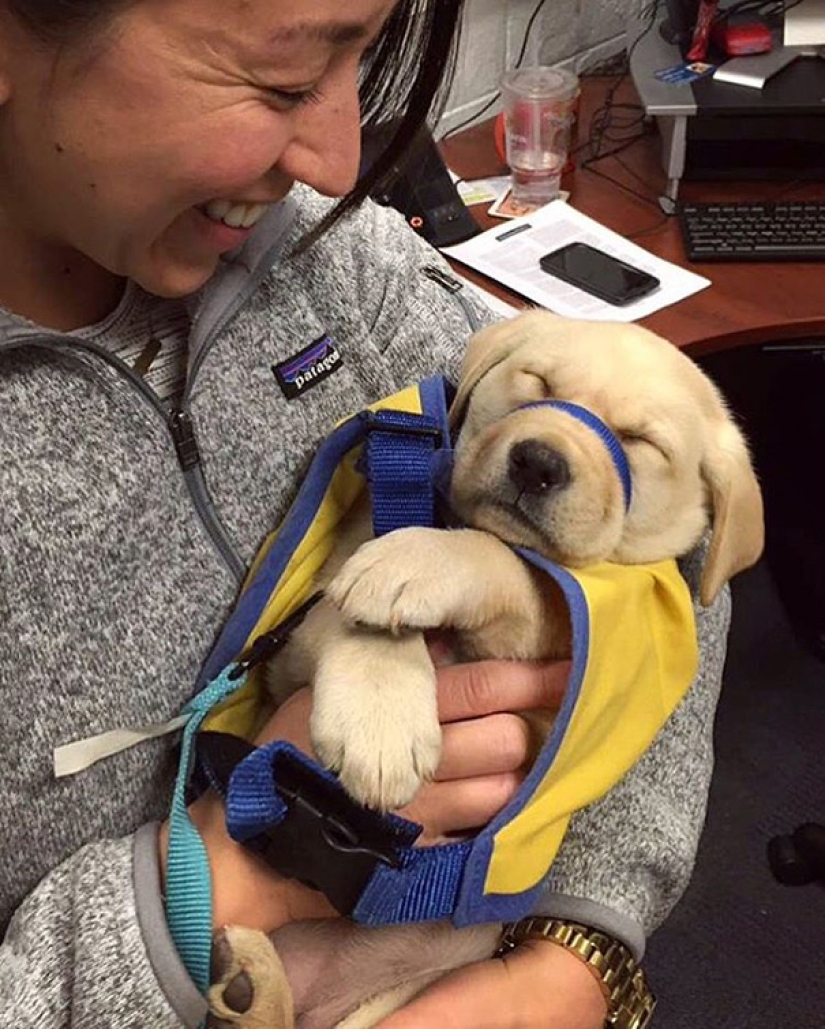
[6,0,465,241]
[321,0,465,242]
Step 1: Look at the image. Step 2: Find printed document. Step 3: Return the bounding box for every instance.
[441,200,710,322]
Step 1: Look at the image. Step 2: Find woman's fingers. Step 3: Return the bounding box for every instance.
[435,658,571,723]
[399,771,522,841]
[435,713,532,781]
[404,705,557,837]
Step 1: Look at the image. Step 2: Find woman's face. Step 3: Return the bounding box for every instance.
[0,0,397,309]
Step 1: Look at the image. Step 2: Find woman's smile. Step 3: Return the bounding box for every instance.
[186,198,278,255]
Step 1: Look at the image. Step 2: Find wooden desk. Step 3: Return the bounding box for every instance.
[441,76,825,358]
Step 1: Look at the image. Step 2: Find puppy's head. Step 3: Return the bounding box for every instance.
[449,311,764,605]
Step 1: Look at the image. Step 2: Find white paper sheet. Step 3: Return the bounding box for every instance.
[441,200,711,323]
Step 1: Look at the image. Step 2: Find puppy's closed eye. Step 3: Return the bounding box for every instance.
[517,371,553,401]
[618,430,671,461]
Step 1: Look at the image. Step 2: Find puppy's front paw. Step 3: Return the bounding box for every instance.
[207,926,293,1029]
[311,634,441,810]
[327,528,462,633]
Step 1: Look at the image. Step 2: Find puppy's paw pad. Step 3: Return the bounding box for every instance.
[207,927,292,1029]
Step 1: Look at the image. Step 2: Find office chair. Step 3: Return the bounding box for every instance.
[768,823,825,886]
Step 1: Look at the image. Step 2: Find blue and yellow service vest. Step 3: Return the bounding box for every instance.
[164,375,698,996]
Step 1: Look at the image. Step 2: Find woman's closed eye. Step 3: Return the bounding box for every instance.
[266,86,325,109]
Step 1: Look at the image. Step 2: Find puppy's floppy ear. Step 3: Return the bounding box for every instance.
[451,311,579,426]
[700,419,764,606]
[450,319,522,428]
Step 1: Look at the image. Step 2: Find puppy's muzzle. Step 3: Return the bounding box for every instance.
[518,400,633,512]
[508,440,571,496]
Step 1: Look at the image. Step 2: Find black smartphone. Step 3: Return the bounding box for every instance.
[539,242,660,306]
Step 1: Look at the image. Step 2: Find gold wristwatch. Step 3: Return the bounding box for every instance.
[496,917,656,1029]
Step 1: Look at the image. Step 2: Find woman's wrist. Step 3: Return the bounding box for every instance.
[499,917,655,1028]
[498,937,609,1028]
[159,790,336,932]
[519,938,610,1018]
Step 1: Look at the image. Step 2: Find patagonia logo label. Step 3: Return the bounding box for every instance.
[272,334,343,399]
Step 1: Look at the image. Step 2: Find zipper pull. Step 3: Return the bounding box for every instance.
[423,266,464,294]
[169,409,201,471]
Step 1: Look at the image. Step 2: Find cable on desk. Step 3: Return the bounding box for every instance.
[577,0,722,222]
[576,0,663,211]
[576,0,805,236]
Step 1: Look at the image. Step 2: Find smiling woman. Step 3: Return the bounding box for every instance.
[0,0,735,1027]
[0,0,462,327]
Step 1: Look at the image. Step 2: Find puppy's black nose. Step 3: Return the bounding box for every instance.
[508,441,571,495]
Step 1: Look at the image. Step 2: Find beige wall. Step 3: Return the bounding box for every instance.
[438,0,645,135]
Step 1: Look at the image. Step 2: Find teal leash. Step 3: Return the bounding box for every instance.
[165,666,249,995]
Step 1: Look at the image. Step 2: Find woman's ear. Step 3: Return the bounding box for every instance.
[700,418,765,605]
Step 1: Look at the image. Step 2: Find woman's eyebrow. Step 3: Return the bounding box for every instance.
[269,21,373,47]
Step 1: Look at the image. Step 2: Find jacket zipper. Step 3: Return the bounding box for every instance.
[167,407,247,584]
[422,265,488,333]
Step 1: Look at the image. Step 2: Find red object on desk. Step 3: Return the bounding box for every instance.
[687,0,719,61]
[712,19,773,56]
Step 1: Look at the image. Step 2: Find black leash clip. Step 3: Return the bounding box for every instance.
[228,591,323,681]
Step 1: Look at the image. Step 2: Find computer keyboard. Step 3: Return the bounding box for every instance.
[679,201,825,262]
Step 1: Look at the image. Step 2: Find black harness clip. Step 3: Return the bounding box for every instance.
[197,731,407,916]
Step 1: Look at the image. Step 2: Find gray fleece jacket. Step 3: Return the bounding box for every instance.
[0,186,730,1028]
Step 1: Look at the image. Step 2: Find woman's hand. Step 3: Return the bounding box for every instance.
[400,657,569,842]
[256,656,570,843]
[375,939,608,1029]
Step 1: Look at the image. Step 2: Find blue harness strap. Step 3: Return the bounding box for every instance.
[364,409,443,536]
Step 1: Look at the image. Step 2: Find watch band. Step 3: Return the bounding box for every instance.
[496,917,656,1029]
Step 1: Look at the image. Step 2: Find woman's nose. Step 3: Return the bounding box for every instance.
[277,65,363,198]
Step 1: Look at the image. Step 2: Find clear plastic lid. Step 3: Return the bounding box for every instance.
[501,66,580,105]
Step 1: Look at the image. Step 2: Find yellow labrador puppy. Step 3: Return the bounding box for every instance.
[209,310,764,1029]
[273,309,764,811]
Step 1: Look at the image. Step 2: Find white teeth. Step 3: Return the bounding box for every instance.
[204,199,231,222]
[202,199,268,230]
[241,203,266,228]
[222,205,246,229]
